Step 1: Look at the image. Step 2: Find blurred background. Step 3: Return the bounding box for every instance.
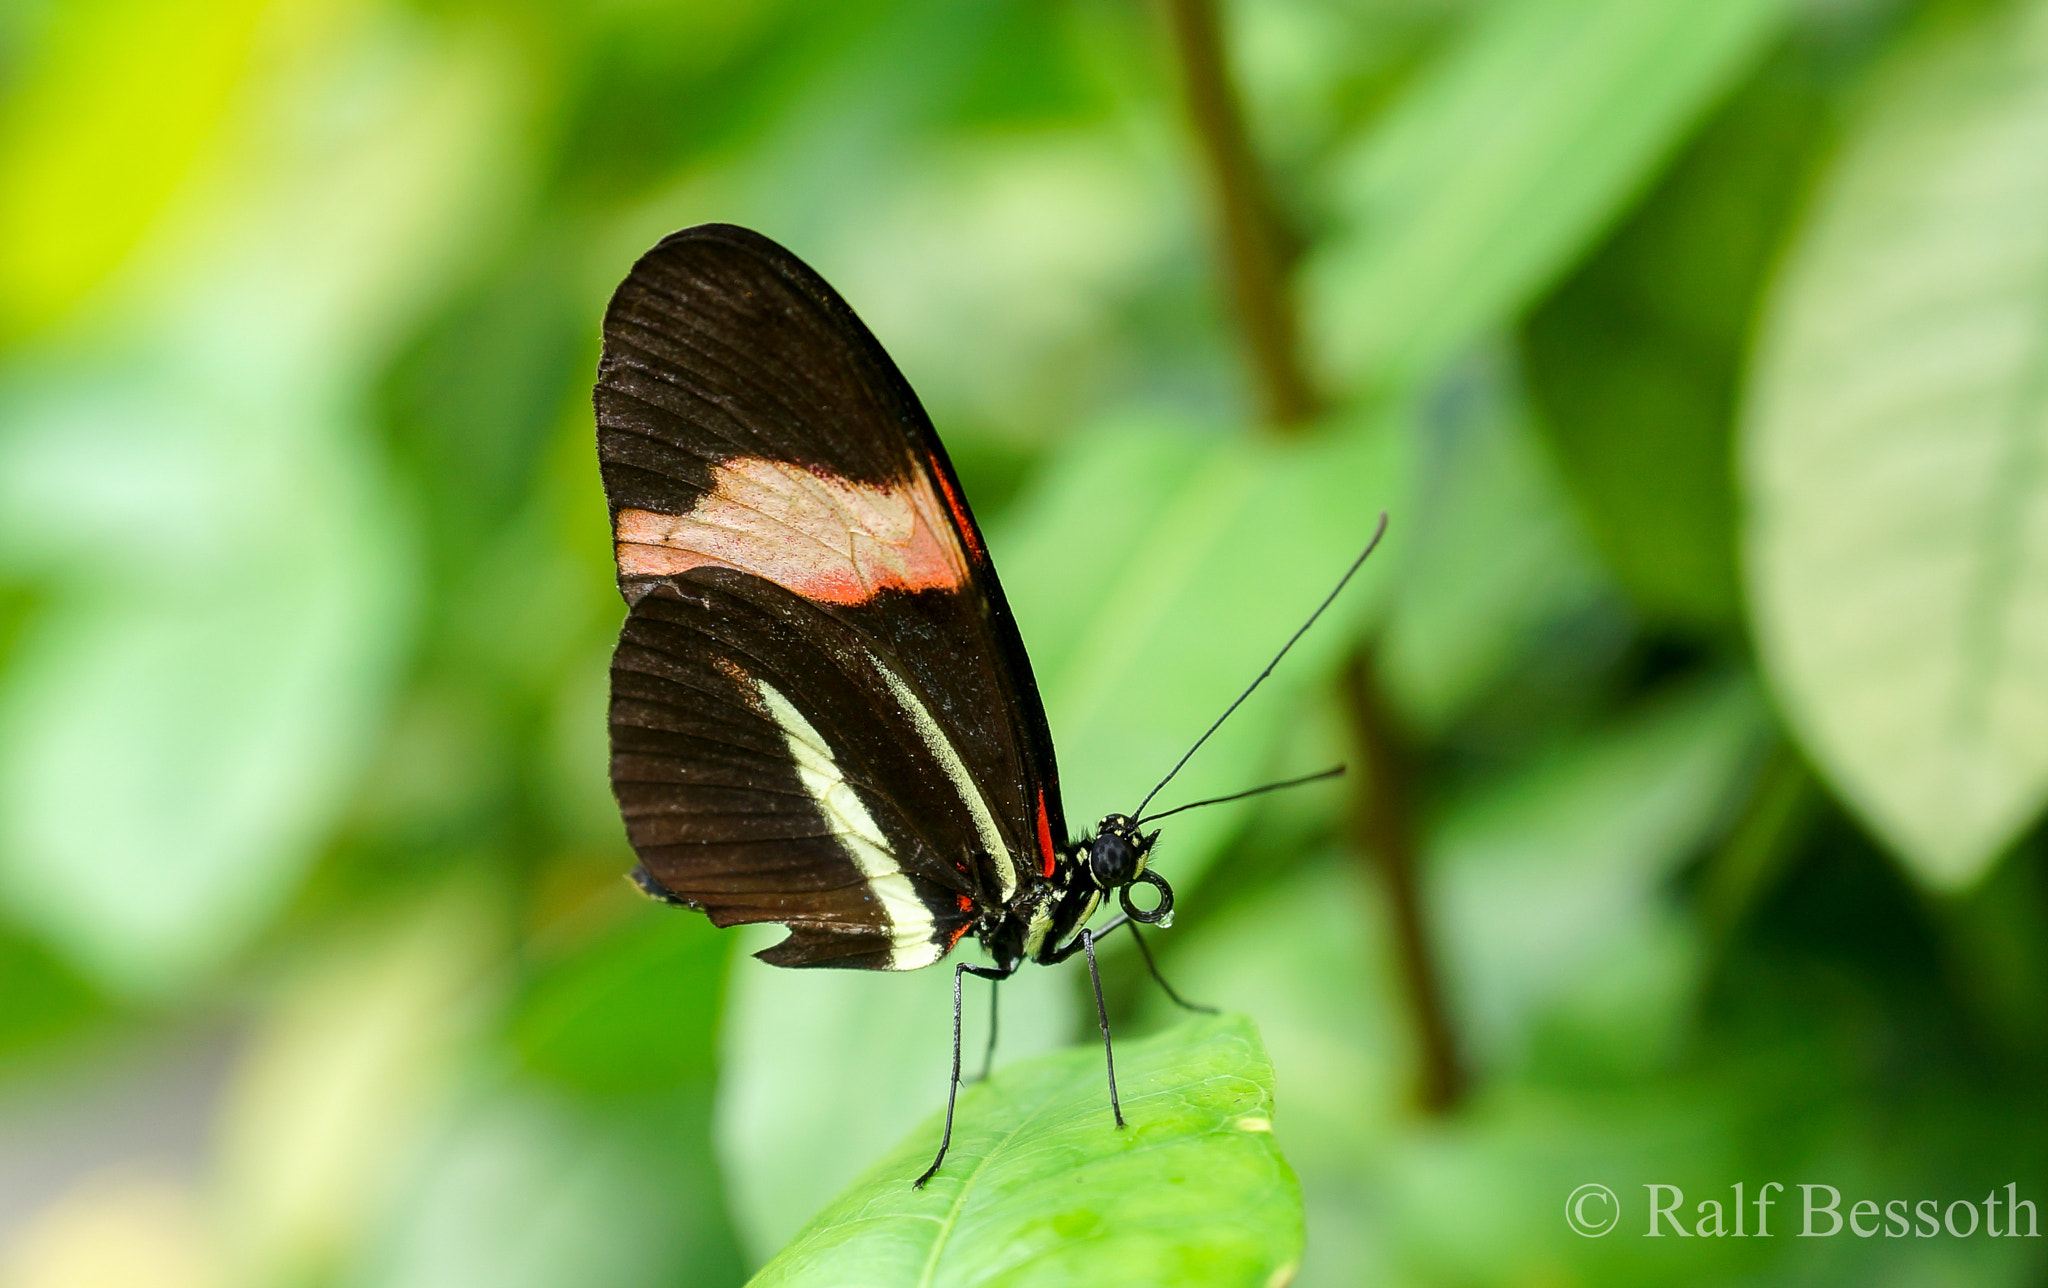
[3,0,2047,1283]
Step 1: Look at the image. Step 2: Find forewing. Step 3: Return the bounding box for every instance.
[596,225,1066,969]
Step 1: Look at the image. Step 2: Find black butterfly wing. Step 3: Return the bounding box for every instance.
[596,224,1066,970]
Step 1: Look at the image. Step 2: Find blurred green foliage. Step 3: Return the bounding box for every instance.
[2,0,2047,1285]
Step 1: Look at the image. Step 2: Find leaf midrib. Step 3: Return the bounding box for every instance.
[913,1057,1107,1288]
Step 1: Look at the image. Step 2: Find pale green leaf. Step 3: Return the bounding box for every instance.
[350,902,743,1288]
[1304,0,1786,393]
[0,15,511,990]
[1742,2,2048,889]
[214,886,498,1287]
[0,0,269,339]
[817,135,1172,448]
[996,414,1402,891]
[747,1013,1302,1288]
[0,387,411,992]
[353,1091,681,1288]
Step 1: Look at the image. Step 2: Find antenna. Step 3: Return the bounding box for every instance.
[1130,512,1389,821]
[1135,765,1345,826]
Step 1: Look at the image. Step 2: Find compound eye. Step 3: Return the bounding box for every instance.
[1088,832,1136,887]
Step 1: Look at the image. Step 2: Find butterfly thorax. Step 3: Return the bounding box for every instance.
[977,814,1166,971]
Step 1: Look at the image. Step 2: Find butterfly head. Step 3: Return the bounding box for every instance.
[1083,814,1173,925]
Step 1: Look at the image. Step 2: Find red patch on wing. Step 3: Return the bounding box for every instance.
[615,457,969,606]
[956,893,974,912]
[927,454,986,564]
[1035,788,1056,879]
[946,921,973,950]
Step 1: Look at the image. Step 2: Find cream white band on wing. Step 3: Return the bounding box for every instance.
[756,679,943,970]
[876,667,1017,902]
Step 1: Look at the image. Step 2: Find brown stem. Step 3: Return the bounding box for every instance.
[1161,0,1465,1114]
[1160,0,1321,429]
[1342,652,1465,1112]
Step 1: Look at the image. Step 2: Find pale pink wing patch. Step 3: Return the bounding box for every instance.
[615,457,970,605]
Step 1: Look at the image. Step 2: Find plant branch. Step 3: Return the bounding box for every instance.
[1161,0,1465,1114]
[1160,0,1321,429]
[1341,652,1465,1113]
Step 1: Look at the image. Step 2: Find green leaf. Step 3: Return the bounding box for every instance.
[717,930,1078,1262]
[1433,675,1767,1067]
[1133,859,1404,1288]
[1741,2,2048,889]
[1378,353,1609,733]
[996,414,1401,890]
[1304,0,1787,394]
[1523,59,1826,629]
[510,902,729,1098]
[746,1012,1302,1288]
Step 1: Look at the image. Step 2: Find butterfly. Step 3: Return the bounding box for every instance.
[594,224,1380,1185]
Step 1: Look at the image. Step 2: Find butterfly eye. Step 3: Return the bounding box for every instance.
[1087,832,1137,888]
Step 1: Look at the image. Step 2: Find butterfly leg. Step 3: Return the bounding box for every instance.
[916,960,1014,1188]
[1128,923,1218,1014]
[970,974,1001,1083]
[1081,928,1126,1129]
[1044,922,1128,1130]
